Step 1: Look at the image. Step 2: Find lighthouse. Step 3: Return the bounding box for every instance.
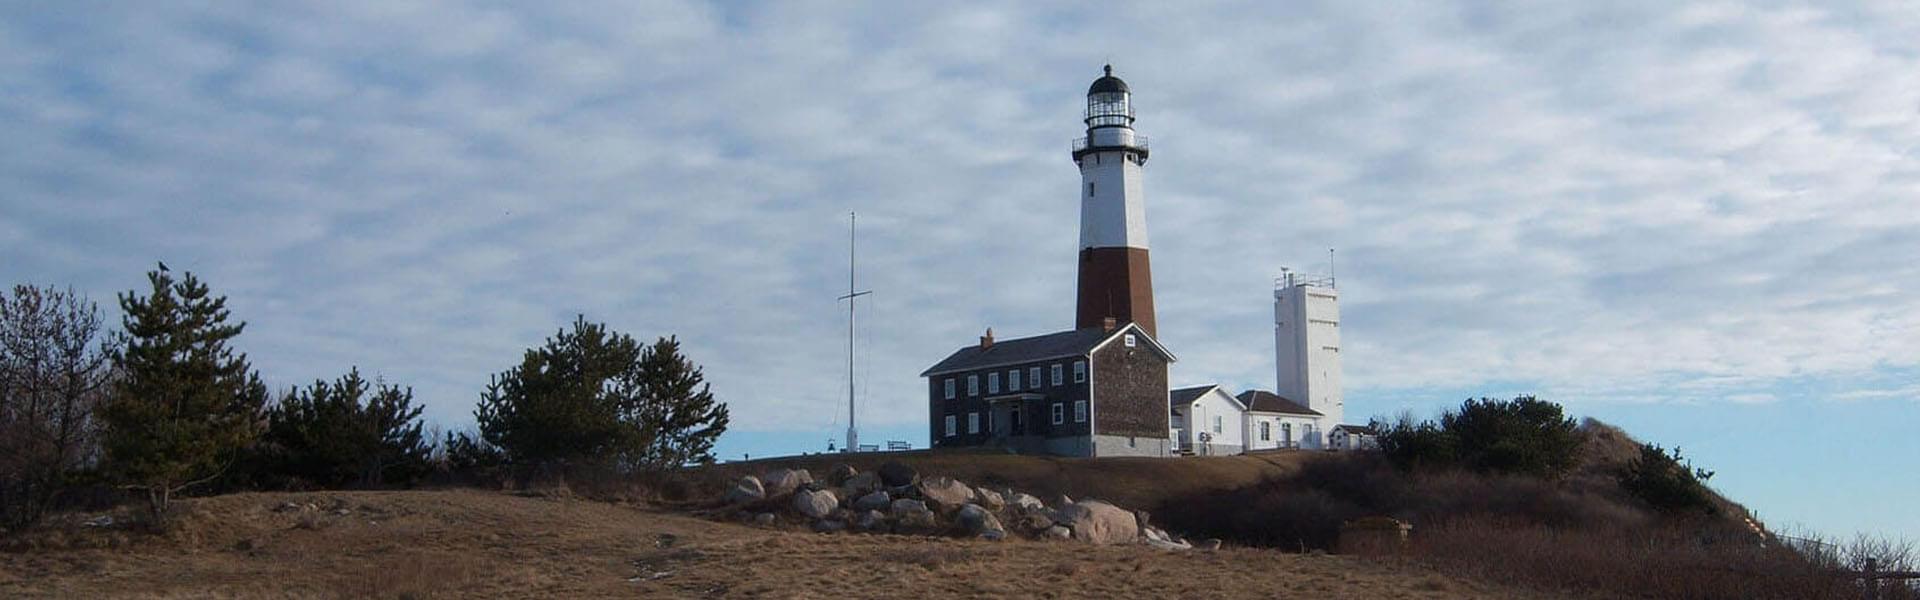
[1073,65,1156,336]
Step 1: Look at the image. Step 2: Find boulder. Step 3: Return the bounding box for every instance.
[723,476,766,504]
[1043,525,1071,540]
[889,498,929,517]
[877,461,918,488]
[763,468,813,497]
[1145,537,1192,551]
[826,463,858,487]
[957,504,1006,541]
[842,472,882,496]
[853,490,892,512]
[915,477,976,512]
[1008,492,1046,513]
[1058,500,1138,545]
[974,487,1006,511]
[753,513,777,526]
[854,510,886,531]
[1198,538,1223,551]
[1049,493,1074,510]
[812,519,848,533]
[1016,513,1056,532]
[793,489,839,520]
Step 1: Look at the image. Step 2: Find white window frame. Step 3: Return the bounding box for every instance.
[1259,421,1271,441]
[1073,400,1088,423]
[1028,366,1041,389]
[1009,369,1021,391]
[945,415,956,437]
[943,378,955,400]
[1124,333,1137,347]
[967,374,979,396]
[1051,402,1064,425]
[968,412,980,434]
[1214,415,1223,434]
[1073,360,1087,383]
[988,372,1000,394]
[1051,364,1064,386]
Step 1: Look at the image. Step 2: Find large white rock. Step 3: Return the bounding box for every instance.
[957,504,1006,541]
[763,468,813,497]
[723,476,765,504]
[973,487,1006,511]
[793,489,839,520]
[1008,492,1045,513]
[1058,500,1138,545]
[915,477,976,513]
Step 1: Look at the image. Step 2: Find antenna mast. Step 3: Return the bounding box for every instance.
[838,212,872,453]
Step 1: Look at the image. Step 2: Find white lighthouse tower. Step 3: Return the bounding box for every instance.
[1073,65,1157,336]
[1275,269,1341,449]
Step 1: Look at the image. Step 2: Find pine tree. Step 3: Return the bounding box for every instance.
[625,336,728,470]
[99,266,267,519]
[260,368,430,489]
[474,316,729,473]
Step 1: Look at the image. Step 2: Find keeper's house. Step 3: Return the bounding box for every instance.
[920,320,1174,457]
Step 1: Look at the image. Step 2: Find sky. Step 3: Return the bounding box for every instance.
[2,1,1915,541]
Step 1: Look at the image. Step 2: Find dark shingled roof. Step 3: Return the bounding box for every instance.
[920,328,1112,377]
[1235,390,1322,416]
[1169,384,1218,408]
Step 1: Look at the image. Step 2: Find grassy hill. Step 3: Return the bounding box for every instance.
[2,489,1574,599]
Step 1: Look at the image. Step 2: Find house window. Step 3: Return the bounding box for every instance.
[1073,400,1088,423]
[969,412,980,434]
[945,415,956,437]
[967,375,979,396]
[1073,360,1087,383]
[1028,366,1041,389]
[1214,415,1223,434]
[1259,421,1271,441]
[1124,333,1136,347]
[1052,402,1064,425]
[988,372,1000,394]
[1009,369,1021,391]
[1051,364,1064,386]
[943,378,955,400]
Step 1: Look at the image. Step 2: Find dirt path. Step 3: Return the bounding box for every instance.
[2,489,1572,599]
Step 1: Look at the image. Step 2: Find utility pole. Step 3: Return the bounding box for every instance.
[839,212,871,453]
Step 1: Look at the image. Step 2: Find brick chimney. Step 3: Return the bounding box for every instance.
[1102,317,1118,333]
[979,327,995,350]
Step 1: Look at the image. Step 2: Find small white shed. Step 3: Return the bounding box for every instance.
[1169,384,1247,456]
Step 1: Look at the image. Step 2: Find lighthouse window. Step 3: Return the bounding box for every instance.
[1087,182,1095,197]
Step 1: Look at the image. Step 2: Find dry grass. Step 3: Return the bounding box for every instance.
[0,488,1573,599]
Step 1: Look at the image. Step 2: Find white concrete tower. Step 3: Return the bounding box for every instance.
[1275,271,1342,448]
[1073,65,1156,335]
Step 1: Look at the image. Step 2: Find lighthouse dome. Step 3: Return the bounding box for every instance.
[1088,64,1129,94]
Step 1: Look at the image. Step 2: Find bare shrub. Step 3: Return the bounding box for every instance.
[0,285,114,533]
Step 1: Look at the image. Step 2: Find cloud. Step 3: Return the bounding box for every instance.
[1,1,1916,436]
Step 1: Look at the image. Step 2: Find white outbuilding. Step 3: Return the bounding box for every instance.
[1169,384,1247,455]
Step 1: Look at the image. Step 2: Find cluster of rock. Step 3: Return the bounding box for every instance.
[719,461,1217,551]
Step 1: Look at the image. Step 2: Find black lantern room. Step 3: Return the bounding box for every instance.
[1084,64,1134,129]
